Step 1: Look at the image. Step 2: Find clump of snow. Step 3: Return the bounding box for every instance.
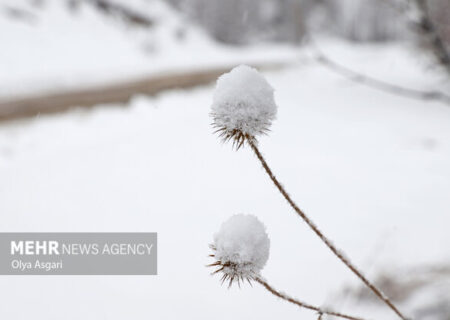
[212,214,270,283]
[211,65,277,139]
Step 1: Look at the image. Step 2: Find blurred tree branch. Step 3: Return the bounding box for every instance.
[82,0,153,27]
[307,38,450,106]
[411,0,450,76]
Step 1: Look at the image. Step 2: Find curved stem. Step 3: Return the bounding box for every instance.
[247,138,409,320]
[255,276,366,320]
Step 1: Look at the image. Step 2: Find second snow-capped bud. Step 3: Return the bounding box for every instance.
[209,214,270,287]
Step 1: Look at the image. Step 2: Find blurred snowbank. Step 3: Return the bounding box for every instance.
[0,0,298,99]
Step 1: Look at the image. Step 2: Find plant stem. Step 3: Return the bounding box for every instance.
[255,276,366,320]
[247,138,408,320]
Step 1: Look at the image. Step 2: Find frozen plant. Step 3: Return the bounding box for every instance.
[209,214,367,320]
[209,214,270,286]
[209,66,409,320]
[211,65,277,149]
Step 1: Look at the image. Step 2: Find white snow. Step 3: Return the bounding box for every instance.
[211,65,277,138]
[0,0,298,99]
[213,214,270,281]
[0,41,449,319]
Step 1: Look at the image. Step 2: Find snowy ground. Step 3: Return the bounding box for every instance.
[0,41,449,319]
[0,0,297,99]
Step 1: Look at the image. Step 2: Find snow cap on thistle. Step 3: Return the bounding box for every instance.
[209,214,270,287]
[211,65,277,148]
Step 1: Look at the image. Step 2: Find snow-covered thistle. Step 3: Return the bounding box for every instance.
[208,214,368,320]
[209,214,270,287]
[211,65,277,149]
[209,67,409,320]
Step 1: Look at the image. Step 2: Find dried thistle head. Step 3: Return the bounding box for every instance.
[208,214,270,287]
[211,65,277,149]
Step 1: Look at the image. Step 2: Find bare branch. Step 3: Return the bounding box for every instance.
[412,0,450,76]
[83,0,153,28]
[306,39,450,106]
